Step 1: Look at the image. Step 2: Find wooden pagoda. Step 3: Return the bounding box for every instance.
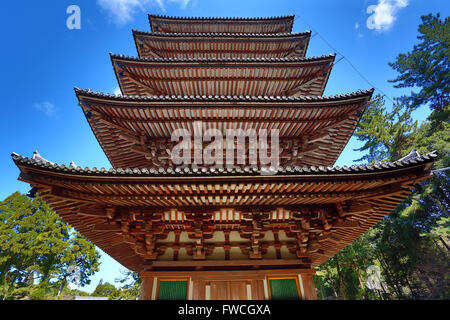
[12,14,436,300]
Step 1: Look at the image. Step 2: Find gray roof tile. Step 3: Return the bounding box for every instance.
[11,150,437,178]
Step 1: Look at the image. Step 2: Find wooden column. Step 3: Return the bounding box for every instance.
[301,274,318,300]
[191,280,206,300]
[139,277,155,300]
[250,279,266,300]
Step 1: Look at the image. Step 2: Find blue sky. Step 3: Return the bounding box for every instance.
[0,0,448,293]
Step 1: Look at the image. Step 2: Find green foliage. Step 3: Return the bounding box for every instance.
[114,269,142,300]
[92,280,119,298]
[0,189,139,301]
[316,13,449,300]
[354,94,417,162]
[86,270,142,300]
[388,14,449,117]
[412,120,450,169]
[319,96,449,299]
[0,192,100,300]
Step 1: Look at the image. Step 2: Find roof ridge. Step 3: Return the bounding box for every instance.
[132,29,311,37]
[74,87,375,102]
[11,150,437,177]
[109,52,336,63]
[148,14,295,21]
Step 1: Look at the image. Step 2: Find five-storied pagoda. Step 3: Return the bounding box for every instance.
[12,14,436,300]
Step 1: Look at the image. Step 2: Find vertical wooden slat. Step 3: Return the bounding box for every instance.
[191,280,205,300]
[301,274,318,300]
[139,277,154,300]
[251,279,266,300]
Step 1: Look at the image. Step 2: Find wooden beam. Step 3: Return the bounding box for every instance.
[141,268,316,279]
[332,220,360,228]
[92,223,121,232]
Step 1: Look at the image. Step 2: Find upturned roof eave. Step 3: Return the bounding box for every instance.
[109,52,336,64]
[109,53,337,97]
[148,14,295,34]
[74,87,374,105]
[11,150,437,181]
[132,29,311,38]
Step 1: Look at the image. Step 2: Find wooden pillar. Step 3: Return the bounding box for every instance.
[139,277,155,300]
[191,280,206,300]
[250,279,266,300]
[301,274,318,300]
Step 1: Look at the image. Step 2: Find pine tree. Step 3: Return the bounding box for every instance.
[0,192,100,300]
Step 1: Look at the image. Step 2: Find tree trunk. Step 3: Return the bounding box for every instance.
[417,267,436,298]
[318,276,325,300]
[327,273,339,298]
[57,278,66,297]
[352,261,368,299]
[394,251,417,299]
[377,252,401,299]
[438,236,450,252]
[335,256,346,300]
[381,251,405,298]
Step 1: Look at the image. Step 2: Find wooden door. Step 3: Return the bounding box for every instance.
[210,281,228,300]
[210,280,247,300]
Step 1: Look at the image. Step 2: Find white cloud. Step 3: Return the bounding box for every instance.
[97,0,191,25]
[355,22,360,29]
[168,0,190,9]
[366,0,409,31]
[33,101,56,117]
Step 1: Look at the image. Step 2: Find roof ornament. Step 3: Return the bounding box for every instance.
[32,150,54,165]
[398,149,420,162]
[70,161,77,168]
